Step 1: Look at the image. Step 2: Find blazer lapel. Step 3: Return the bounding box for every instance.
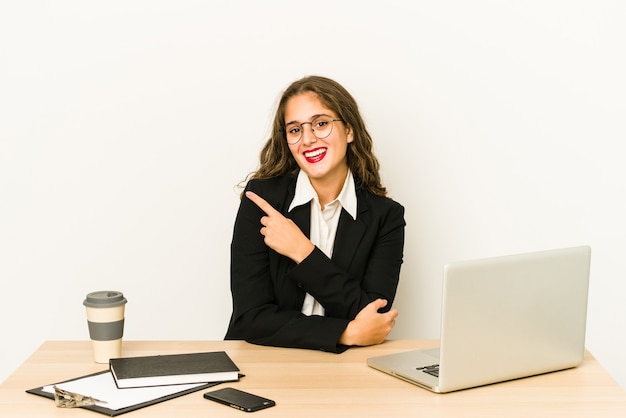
[288,203,311,238]
[286,202,311,309]
[332,192,368,271]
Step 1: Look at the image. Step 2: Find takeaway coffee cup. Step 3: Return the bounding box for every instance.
[83,291,127,363]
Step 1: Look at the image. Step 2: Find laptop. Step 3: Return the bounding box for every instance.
[367,245,591,393]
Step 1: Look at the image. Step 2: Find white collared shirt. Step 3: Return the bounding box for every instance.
[289,170,358,316]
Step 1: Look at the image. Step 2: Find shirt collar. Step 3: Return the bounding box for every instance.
[289,170,358,220]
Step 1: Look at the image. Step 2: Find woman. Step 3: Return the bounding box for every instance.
[225,76,405,353]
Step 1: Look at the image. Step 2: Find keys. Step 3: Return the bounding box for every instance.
[416,364,439,377]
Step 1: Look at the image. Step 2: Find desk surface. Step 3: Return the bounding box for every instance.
[1,340,625,417]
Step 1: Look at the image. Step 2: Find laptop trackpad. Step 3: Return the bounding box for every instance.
[420,347,440,361]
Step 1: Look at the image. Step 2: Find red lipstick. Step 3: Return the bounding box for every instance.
[303,147,327,163]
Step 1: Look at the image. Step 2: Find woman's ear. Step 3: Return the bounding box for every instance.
[346,126,354,143]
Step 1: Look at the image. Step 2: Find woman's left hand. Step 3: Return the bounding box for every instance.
[339,299,398,346]
[246,191,315,263]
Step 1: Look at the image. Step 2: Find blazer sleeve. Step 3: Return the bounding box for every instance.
[289,199,405,321]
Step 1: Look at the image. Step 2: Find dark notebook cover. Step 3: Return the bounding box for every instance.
[109,351,240,389]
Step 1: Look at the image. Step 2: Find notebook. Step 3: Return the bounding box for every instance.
[367,246,591,393]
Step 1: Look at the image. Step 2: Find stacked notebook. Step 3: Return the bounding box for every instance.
[109,351,240,389]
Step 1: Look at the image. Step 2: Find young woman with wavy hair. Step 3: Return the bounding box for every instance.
[226,76,405,353]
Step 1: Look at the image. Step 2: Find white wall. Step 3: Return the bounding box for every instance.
[1,1,625,390]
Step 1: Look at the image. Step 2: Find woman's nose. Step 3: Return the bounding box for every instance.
[301,125,317,146]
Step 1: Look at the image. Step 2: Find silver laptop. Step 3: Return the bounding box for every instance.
[367,246,591,393]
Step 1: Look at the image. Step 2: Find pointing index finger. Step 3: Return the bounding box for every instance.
[245,191,280,216]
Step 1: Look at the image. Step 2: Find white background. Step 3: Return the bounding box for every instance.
[1,1,625,390]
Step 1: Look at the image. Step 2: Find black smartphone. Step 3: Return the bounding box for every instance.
[204,387,276,412]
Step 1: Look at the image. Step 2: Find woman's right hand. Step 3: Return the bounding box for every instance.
[339,299,398,346]
[245,191,314,264]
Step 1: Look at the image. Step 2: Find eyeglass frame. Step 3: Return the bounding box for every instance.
[284,117,344,145]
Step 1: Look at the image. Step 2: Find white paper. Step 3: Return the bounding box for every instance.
[42,371,208,410]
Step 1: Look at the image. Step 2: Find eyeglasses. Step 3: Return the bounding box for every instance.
[284,116,343,145]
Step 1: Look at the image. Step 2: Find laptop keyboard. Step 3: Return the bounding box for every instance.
[416,364,439,377]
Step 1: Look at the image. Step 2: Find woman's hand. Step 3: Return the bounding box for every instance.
[339,299,398,346]
[246,191,315,263]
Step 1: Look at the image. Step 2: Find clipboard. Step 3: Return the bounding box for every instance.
[26,370,240,416]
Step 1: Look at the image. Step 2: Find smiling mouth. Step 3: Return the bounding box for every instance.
[304,147,327,163]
